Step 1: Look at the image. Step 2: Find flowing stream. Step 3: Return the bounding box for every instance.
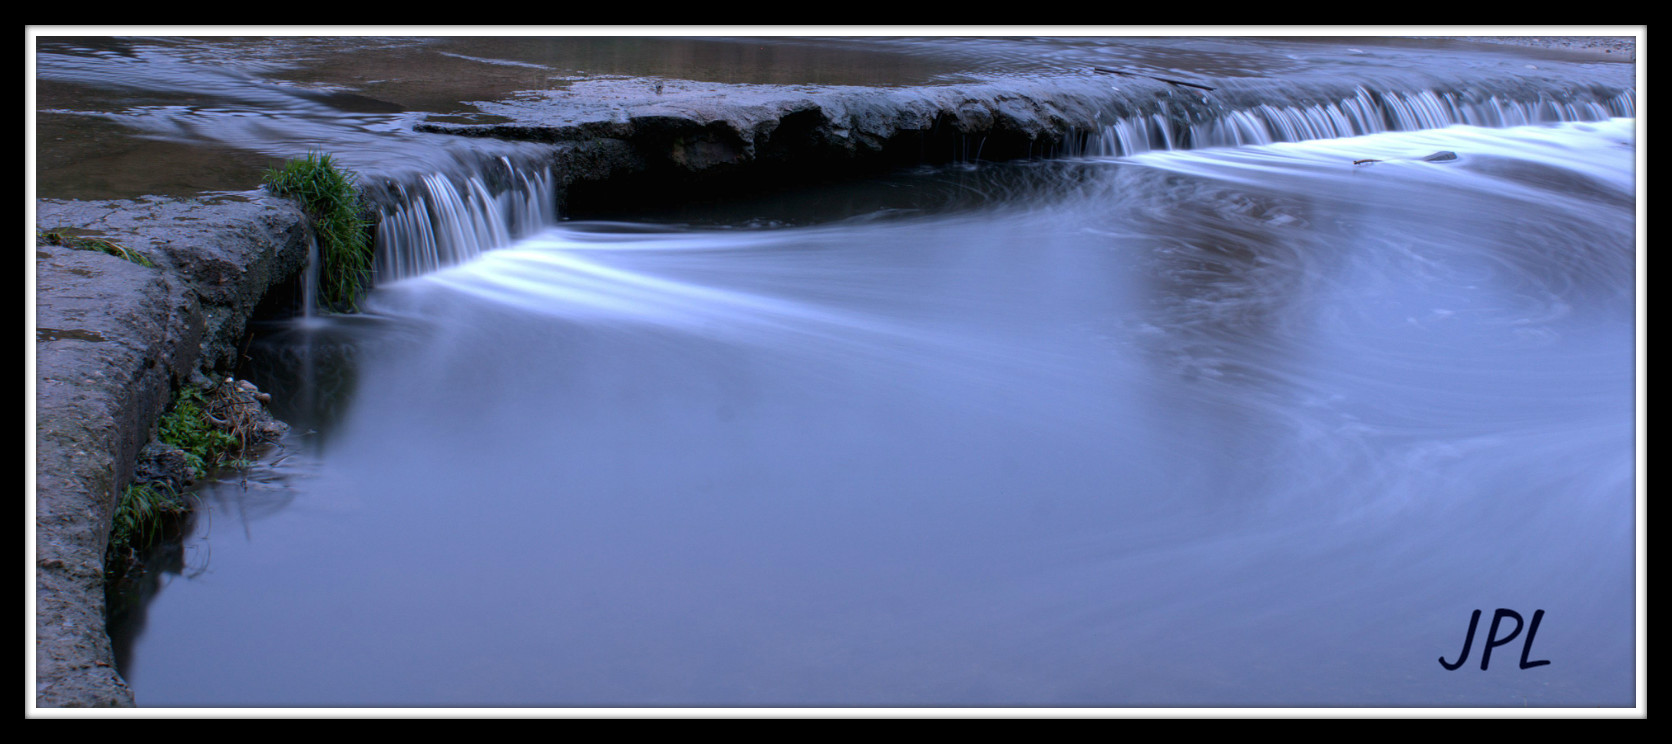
[37,36,1638,708]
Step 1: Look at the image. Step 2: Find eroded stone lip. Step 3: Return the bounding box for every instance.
[34,195,309,709]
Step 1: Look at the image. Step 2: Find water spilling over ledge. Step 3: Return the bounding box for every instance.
[1068,82,1635,156]
[365,154,560,283]
[371,74,1634,283]
[35,35,1637,288]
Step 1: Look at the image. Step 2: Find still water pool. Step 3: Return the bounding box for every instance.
[119,117,1636,707]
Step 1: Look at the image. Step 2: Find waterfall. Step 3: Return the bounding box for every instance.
[348,80,1634,293]
[1074,83,1636,157]
[302,233,319,320]
[369,153,560,284]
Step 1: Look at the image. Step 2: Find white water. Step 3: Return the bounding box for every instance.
[348,84,1636,296]
[1075,86,1635,156]
[372,158,561,283]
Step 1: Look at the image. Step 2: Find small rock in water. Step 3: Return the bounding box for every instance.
[1354,151,1458,166]
[134,441,194,492]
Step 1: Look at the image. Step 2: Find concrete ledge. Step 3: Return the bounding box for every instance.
[422,76,1141,195]
[34,194,310,707]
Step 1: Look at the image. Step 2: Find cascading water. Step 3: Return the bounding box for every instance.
[279,153,560,317]
[301,233,319,320]
[1068,82,1636,157]
[350,81,1637,293]
[369,155,561,284]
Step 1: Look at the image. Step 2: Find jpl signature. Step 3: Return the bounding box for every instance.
[1440,608,1550,671]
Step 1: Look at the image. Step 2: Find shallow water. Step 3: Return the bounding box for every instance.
[117,118,1637,707]
[35,35,1632,200]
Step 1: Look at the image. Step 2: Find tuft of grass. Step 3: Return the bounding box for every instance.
[158,385,241,479]
[39,229,156,268]
[105,480,191,589]
[108,379,281,584]
[263,152,374,311]
[110,483,189,554]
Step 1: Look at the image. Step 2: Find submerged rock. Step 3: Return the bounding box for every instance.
[1355,150,1461,166]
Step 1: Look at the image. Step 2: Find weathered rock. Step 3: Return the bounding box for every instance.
[133,442,193,494]
[35,242,188,707]
[34,193,310,708]
[38,194,314,370]
[208,376,292,449]
[416,76,1143,211]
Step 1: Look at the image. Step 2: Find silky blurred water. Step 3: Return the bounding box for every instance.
[117,117,1637,707]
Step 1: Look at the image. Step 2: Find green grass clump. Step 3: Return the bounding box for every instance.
[159,386,241,479]
[106,385,235,575]
[111,483,189,553]
[39,229,156,267]
[105,480,191,589]
[263,152,374,311]
[108,380,275,584]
